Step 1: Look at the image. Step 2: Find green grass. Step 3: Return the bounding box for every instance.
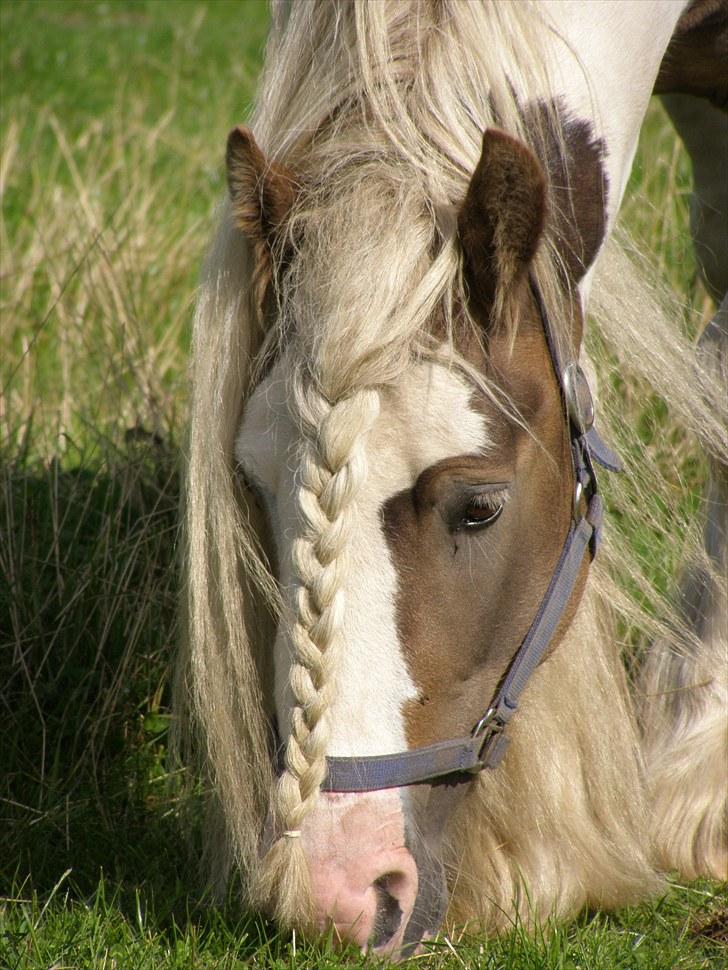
[2,877,726,969]
[1,2,725,968]
[1,0,269,450]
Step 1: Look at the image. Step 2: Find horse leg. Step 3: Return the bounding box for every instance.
[641,93,727,880]
[660,93,728,301]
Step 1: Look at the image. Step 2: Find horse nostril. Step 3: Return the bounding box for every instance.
[370,874,404,948]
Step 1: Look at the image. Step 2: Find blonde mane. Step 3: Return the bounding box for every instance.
[175,0,728,930]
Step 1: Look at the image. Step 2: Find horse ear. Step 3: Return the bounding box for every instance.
[458,128,546,317]
[226,126,296,247]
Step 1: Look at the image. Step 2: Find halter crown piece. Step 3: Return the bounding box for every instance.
[320,278,622,793]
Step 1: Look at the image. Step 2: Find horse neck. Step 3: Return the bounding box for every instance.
[540,0,689,297]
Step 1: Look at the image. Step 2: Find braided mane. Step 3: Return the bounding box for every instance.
[254,382,381,924]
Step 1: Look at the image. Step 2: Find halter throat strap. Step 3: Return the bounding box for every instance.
[321,279,620,792]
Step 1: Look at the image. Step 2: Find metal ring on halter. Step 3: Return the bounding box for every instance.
[470,705,509,771]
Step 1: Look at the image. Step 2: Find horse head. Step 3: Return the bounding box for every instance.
[227,122,594,957]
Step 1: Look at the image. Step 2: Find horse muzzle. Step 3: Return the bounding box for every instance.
[299,789,446,958]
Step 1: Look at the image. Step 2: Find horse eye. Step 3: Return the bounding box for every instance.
[461,502,503,530]
[458,491,507,531]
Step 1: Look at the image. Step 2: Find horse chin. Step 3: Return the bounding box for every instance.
[371,930,435,963]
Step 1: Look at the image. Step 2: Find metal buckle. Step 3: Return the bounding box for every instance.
[471,706,505,761]
[471,706,503,738]
[470,707,509,771]
[562,362,595,434]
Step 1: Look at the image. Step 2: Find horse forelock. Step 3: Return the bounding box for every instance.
[252,0,581,403]
[279,169,449,399]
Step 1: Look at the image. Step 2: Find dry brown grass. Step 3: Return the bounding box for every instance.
[1,110,209,456]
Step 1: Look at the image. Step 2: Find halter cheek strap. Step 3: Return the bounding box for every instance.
[320,279,622,793]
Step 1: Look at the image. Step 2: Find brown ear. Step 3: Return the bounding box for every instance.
[458,129,546,318]
[226,126,296,247]
[521,100,608,285]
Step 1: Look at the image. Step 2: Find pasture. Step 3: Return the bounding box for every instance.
[1,1,725,967]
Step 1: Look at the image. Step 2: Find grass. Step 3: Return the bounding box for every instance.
[2,877,726,969]
[1,2,725,967]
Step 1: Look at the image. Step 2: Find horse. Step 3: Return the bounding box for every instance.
[176,0,728,959]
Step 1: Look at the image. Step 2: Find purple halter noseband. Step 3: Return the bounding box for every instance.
[320,278,621,793]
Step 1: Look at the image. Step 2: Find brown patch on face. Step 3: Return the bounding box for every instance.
[383,125,592,750]
[655,0,728,110]
[383,291,591,749]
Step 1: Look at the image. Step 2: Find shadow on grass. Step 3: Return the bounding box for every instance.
[0,435,225,934]
[0,437,386,968]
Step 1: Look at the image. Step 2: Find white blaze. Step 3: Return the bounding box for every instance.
[236,358,488,758]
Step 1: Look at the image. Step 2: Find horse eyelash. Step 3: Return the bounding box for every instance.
[468,486,510,510]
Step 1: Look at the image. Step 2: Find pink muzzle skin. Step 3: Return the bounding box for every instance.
[301,790,419,955]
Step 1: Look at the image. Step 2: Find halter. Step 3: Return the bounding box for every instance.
[321,278,622,792]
